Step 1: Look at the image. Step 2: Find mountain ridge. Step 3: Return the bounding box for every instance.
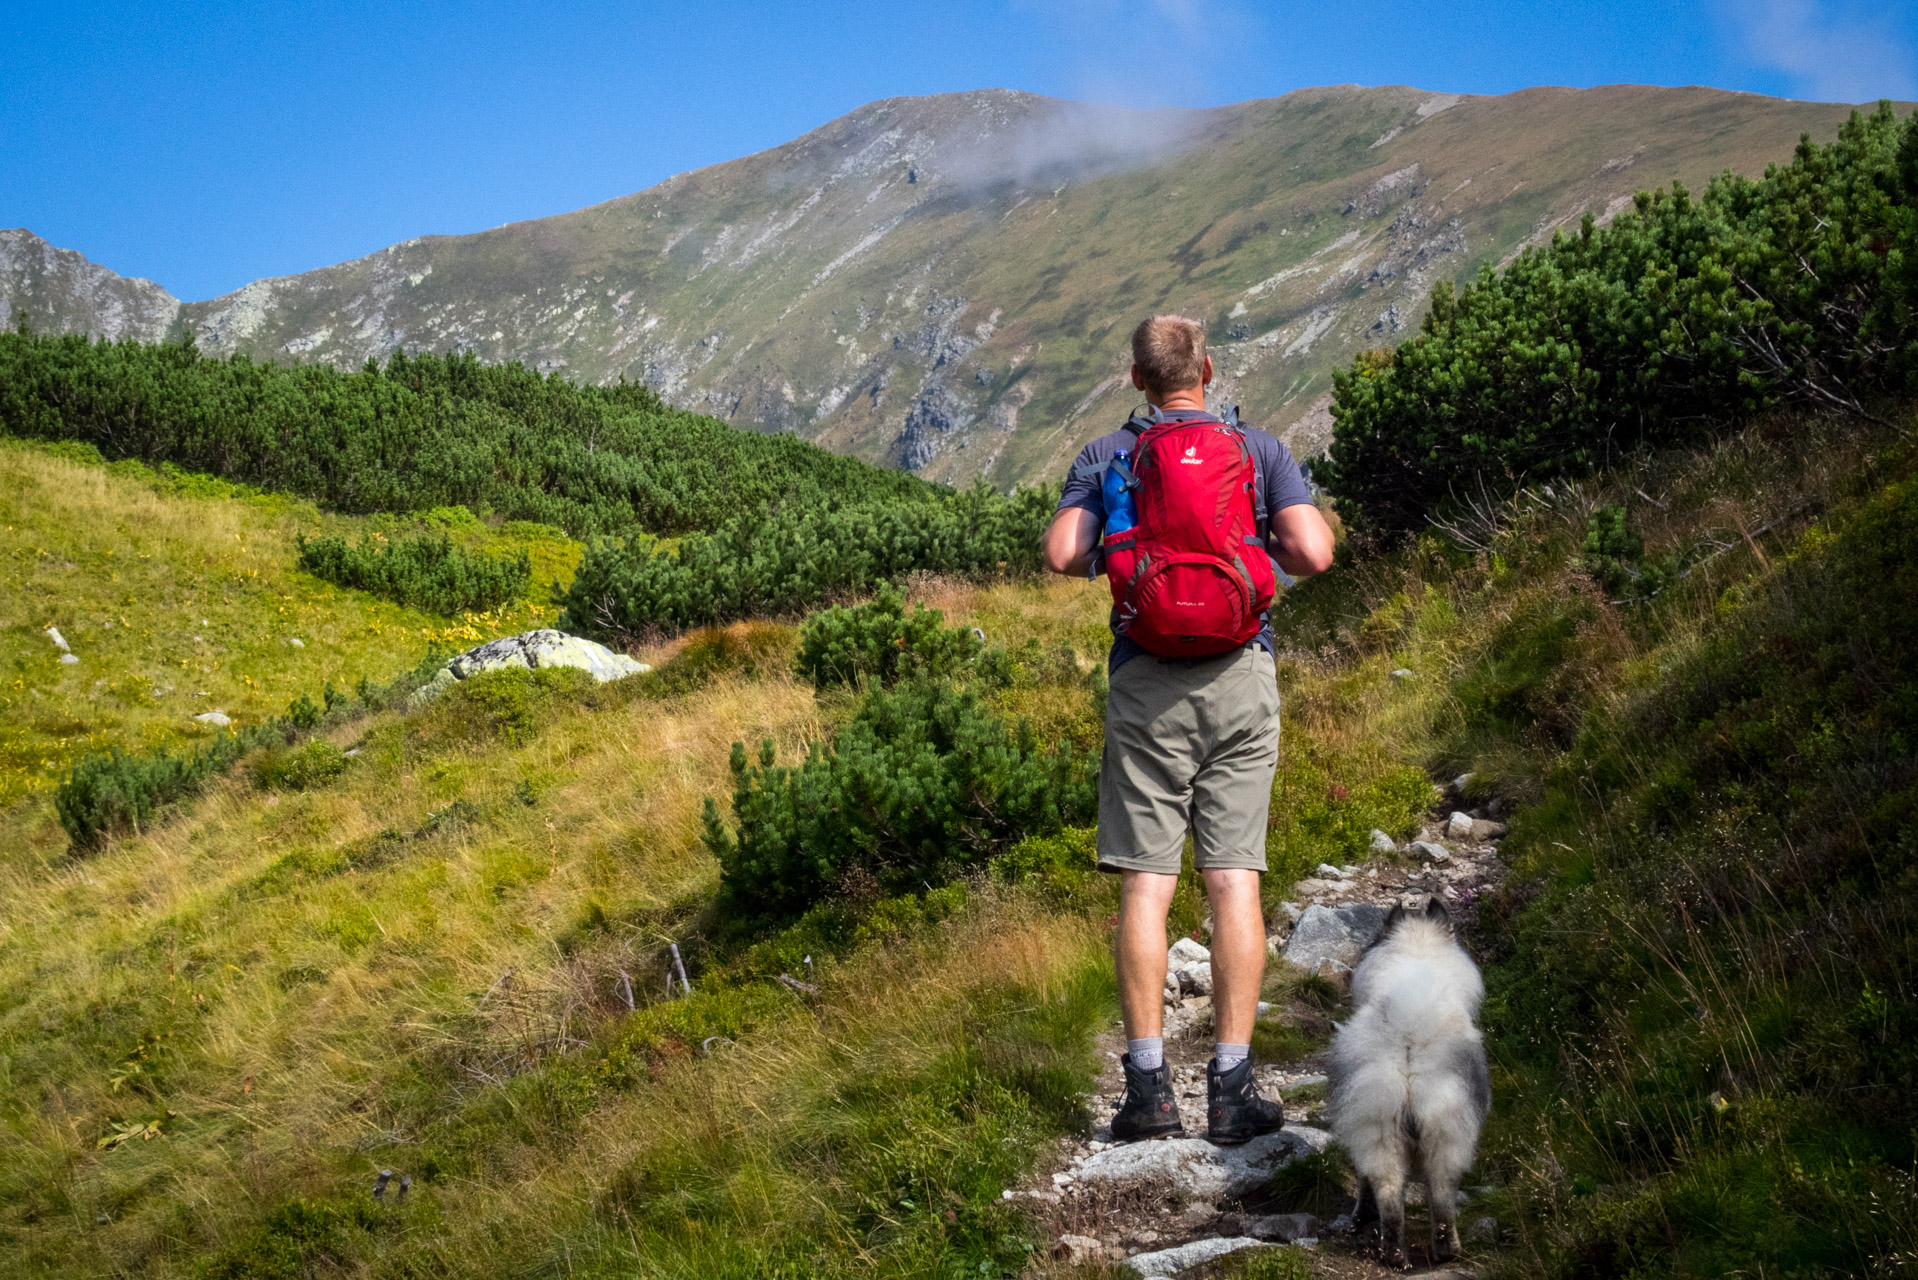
[2,83,1881,486]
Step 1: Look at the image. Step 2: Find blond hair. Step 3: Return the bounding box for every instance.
[1130,314,1207,398]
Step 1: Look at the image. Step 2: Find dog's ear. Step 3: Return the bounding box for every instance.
[1383,902,1408,934]
[1423,896,1454,928]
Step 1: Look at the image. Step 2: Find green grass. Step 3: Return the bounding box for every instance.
[0,435,580,839]
[1267,402,1918,1277]
[0,477,1141,1277]
[13,398,1913,1277]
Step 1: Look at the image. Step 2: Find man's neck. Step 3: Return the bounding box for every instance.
[1149,386,1208,414]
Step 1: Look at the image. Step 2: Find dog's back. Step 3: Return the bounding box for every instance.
[1328,899,1490,1265]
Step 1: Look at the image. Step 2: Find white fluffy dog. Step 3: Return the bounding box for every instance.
[1328,897,1491,1267]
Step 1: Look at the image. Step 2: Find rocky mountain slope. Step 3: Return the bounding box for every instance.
[3,85,1870,486]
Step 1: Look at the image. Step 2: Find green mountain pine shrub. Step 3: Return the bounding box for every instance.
[1324,104,1918,531]
[560,482,1056,634]
[296,531,531,615]
[794,584,983,689]
[701,676,1099,931]
[56,740,251,849]
[0,338,929,535]
[56,660,443,849]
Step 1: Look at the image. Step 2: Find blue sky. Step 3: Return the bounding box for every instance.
[5,0,1914,302]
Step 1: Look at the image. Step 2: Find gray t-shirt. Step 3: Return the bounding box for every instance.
[1056,410,1315,671]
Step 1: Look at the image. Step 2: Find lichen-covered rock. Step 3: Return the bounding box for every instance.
[1280,903,1389,974]
[413,629,650,705]
[1075,1126,1331,1200]
[1123,1235,1267,1276]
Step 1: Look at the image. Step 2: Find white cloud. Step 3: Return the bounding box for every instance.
[1017,0,1258,106]
[1722,0,1916,102]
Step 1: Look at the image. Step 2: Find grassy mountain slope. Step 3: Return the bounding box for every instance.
[4,395,1913,1276]
[4,85,1876,486]
[0,438,576,842]
[1271,398,1918,1276]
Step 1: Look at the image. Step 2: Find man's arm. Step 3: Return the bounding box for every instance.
[1268,503,1336,578]
[1042,507,1101,577]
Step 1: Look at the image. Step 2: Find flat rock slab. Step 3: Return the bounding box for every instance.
[1123,1235,1268,1276]
[1281,904,1389,974]
[1076,1126,1331,1200]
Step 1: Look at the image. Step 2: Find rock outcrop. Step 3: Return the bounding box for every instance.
[411,630,649,703]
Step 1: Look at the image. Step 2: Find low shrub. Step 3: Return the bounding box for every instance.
[56,743,243,848]
[196,1196,400,1280]
[1324,105,1918,532]
[994,826,1100,902]
[559,482,1056,635]
[701,676,1100,931]
[645,620,796,696]
[297,530,531,615]
[252,739,350,791]
[417,666,599,746]
[58,664,442,849]
[794,584,982,689]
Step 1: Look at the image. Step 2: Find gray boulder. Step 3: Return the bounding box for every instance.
[1124,1236,1265,1276]
[1407,840,1452,864]
[194,710,233,727]
[412,629,651,705]
[1369,829,1398,855]
[1246,1212,1323,1241]
[1281,904,1389,974]
[1446,810,1475,839]
[1076,1126,1331,1201]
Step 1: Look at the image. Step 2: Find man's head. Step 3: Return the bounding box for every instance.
[1130,314,1212,405]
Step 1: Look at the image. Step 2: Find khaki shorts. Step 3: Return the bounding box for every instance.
[1097,644,1280,875]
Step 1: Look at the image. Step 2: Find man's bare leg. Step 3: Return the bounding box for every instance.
[1115,870,1180,1042]
[1202,867,1267,1046]
[1200,866,1283,1141]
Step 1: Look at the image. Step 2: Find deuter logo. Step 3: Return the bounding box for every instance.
[1180,445,1202,465]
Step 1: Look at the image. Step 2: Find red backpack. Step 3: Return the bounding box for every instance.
[1102,408,1276,658]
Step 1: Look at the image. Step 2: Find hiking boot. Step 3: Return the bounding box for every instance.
[1207,1055,1285,1145]
[1110,1054,1183,1142]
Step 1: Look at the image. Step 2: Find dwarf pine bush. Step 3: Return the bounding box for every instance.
[0,339,928,536]
[1324,104,1918,531]
[297,530,531,615]
[560,482,1055,634]
[794,584,982,689]
[701,676,1099,930]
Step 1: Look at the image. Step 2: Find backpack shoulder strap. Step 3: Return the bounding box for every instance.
[1221,406,1269,526]
[1118,404,1163,440]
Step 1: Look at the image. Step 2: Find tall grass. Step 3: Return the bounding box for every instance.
[1273,403,1918,1277]
[0,570,1129,1277]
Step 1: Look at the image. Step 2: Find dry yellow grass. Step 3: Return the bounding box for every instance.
[0,565,1127,1275]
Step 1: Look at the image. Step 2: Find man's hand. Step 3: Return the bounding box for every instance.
[1042,507,1101,577]
[1269,503,1336,578]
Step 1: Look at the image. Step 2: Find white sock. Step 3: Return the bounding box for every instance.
[1127,1037,1165,1071]
[1215,1042,1250,1071]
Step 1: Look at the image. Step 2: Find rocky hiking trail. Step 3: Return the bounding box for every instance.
[1011,779,1510,1278]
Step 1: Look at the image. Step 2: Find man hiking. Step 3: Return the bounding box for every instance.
[1041,314,1335,1144]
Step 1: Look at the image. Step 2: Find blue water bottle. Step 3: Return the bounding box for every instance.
[1102,449,1138,538]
